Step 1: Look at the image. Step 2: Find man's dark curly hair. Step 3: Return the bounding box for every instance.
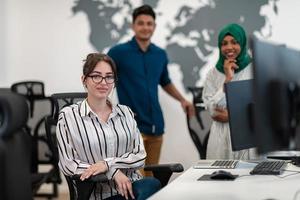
[132,4,156,22]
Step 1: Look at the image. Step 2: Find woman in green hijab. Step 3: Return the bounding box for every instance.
[202,23,256,159]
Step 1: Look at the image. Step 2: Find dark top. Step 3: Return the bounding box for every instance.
[108,37,171,135]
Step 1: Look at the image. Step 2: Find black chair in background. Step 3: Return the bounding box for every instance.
[11,81,60,198]
[11,81,46,117]
[47,92,94,200]
[0,90,32,200]
[45,115,108,200]
[51,92,88,120]
[187,87,212,159]
[45,92,184,200]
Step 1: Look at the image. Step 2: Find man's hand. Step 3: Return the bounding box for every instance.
[80,161,108,181]
[181,99,195,117]
[113,170,135,200]
[224,59,238,83]
[212,107,229,123]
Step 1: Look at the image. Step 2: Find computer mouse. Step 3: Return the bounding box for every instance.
[210,170,236,180]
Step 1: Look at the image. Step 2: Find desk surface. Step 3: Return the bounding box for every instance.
[149,161,300,200]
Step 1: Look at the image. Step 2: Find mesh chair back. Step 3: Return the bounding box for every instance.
[11,81,45,117]
[187,87,212,159]
[44,116,58,163]
[51,92,87,120]
[11,81,44,97]
[187,112,211,159]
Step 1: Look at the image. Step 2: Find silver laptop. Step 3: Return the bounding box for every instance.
[193,160,239,169]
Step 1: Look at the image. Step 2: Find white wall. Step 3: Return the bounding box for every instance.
[2,0,95,92]
[2,0,300,173]
[265,0,300,49]
[0,0,7,85]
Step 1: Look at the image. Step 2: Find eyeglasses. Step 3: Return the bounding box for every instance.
[87,75,115,84]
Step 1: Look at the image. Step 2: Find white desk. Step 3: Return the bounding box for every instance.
[149,161,300,200]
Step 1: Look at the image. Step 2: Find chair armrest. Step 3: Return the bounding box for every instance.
[67,174,108,200]
[71,173,108,182]
[144,163,184,173]
[143,163,184,187]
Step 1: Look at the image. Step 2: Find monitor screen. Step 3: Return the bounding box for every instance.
[251,37,300,154]
[225,79,256,151]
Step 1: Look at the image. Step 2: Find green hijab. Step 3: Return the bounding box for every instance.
[216,23,251,74]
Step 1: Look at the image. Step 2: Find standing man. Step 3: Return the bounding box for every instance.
[108,4,194,176]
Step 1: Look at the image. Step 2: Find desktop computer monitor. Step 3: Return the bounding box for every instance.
[251,37,300,154]
[225,79,256,151]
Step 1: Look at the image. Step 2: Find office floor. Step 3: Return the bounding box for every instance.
[33,165,70,200]
[34,170,70,200]
[34,193,68,200]
[34,185,69,200]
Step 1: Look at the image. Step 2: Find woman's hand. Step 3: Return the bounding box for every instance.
[212,107,229,123]
[224,59,239,83]
[80,161,108,181]
[113,170,135,200]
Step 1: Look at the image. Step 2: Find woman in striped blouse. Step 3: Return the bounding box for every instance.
[56,53,160,200]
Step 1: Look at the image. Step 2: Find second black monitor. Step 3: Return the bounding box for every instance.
[225,79,256,151]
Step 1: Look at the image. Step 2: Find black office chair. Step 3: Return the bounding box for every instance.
[11,81,60,198]
[47,92,100,200]
[51,92,88,120]
[0,90,32,200]
[187,87,212,159]
[45,92,184,200]
[11,81,46,117]
[45,115,109,200]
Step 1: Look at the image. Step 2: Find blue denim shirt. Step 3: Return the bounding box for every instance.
[108,37,171,135]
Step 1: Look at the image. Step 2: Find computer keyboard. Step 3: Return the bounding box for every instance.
[250,160,287,175]
[211,160,238,169]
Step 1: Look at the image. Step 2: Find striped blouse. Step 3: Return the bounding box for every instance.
[56,99,146,200]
